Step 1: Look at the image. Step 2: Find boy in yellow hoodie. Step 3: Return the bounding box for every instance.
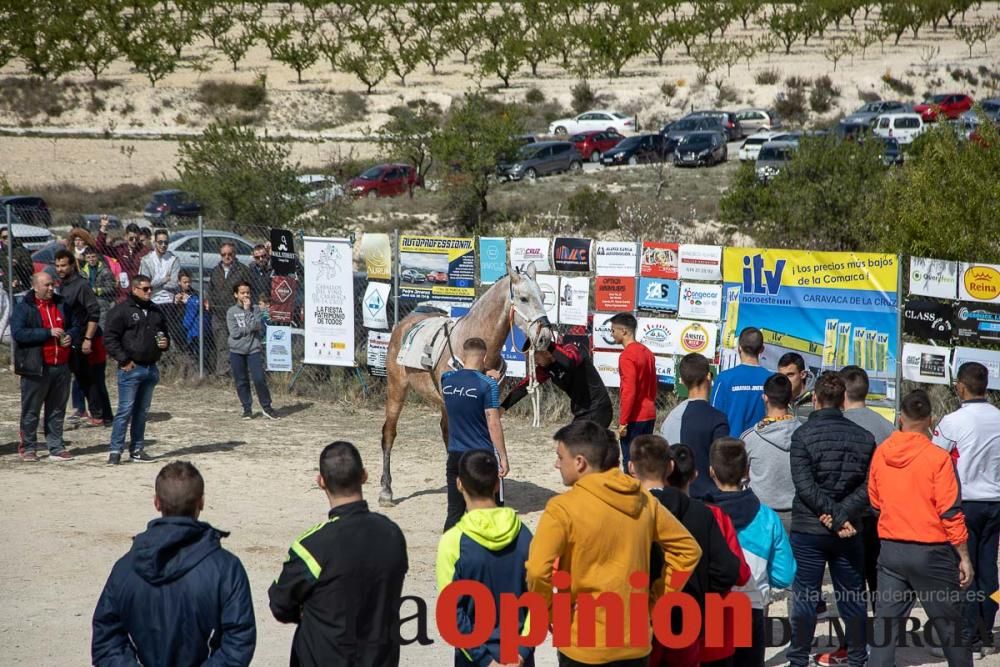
[526,420,702,666]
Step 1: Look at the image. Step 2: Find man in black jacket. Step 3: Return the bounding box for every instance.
[787,372,876,667]
[92,461,256,666]
[207,242,252,376]
[104,274,169,465]
[269,441,408,667]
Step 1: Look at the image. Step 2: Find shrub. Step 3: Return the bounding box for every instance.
[858,89,881,103]
[785,75,809,90]
[339,91,368,123]
[196,80,267,111]
[755,68,781,85]
[566,186,620,232]
[881,72,915,97]
[717,83,739,105]
[810,75,841,112]
[660,81,678,99]
[525,87,545,104]
[571,80,602,114]
[774,86,808,124]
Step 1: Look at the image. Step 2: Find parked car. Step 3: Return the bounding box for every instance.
[673,132,728,167]
[401,268,426,283]
[913,93,974,122]
[548,110,635,136]
[734,109,782,136]
[660,116,727,152]
[570,130,625,162]
[8,223,54,252]
[166,230,255,280]
[755,140,798,182]
[143,189,203,223]
[738,131,778,161]
[73,214,122,234]
[0,195,52,228]
[688,110,743,141]
[496,141,583,181]
[297,174,344,207]
[872,113,925,145]
[961,98,1000,125]
[348,164,423,198]
[600,133,671,166]
[836,120,873,142]
[426,270,448,283]
[514,134,538,146]
[842,100,909,126]
[878,137,904,167]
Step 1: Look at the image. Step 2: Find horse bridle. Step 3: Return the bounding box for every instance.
[507,269,551,334]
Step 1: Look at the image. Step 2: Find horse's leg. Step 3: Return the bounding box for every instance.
[380,379,407,508]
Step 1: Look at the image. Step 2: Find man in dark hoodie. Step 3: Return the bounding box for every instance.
[91,461,256,666]
[436,450,535,667]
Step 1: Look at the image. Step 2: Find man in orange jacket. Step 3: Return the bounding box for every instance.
[868,390,974,667]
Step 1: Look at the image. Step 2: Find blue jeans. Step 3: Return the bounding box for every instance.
[619,419,655,471]
[788,531,868,667]
[110,363,159,454]
[229,352,272,411]
[963,501,1000,645]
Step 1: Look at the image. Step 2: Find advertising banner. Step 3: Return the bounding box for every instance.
[640,241,679,279]
[595,276,636,311]
[479,237,507,284]
[678,244,723,281]
[952,346,1000,390]
[678,282,723,321]
[593,351,621,388]
[367,331,391,377]
[398,235,475,304]
[637,317,678,355]
[722,249,899,382]
[675,319,718,357]
[558,276,590,326]
[269,275,297,324]
[592,312,623,350]
[510,237,551,272]
[655,355,676,385]
[908,257,957,299]
[360,233,391,281]
[362,281,390,329]
[637,278,680,312]
[901,343,952,385]
[502,325,528,378]
[265,325,293,372]
[903,298,954,341]
[595,241,638,277]
[270,228,298,276]
[304,237,355,366]
[553,237,592,272]
[536,273,561,324]
[953,302,1000,344]
[958,262,1000,303]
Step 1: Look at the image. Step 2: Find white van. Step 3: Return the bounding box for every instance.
[872,113,925,145]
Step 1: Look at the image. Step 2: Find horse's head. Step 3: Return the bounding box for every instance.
[508,264,554,351]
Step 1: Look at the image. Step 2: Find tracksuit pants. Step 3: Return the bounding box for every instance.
[962,501,1000,646]
[19,364,70,454]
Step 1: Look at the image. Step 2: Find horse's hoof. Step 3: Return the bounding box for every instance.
[378,494,395,508]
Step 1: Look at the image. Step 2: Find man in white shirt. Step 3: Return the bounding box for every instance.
[932,361,1000,654]
[138,229,180,306]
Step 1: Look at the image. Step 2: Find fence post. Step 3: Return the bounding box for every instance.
[894,254,904,418]
[198,215,204,379]
[392,228,399,327]
[4,205,14,354]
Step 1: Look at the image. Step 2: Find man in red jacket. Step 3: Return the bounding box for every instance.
[611,312,657,470]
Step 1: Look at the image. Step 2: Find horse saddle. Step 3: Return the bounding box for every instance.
[396,316,453,371]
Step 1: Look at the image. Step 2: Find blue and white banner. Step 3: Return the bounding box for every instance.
[266,325,293,372]
[362,282,390,329]
[479,237,507,284]
[637,278,679,312]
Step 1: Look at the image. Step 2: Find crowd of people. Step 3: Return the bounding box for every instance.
[79,313,1000,667]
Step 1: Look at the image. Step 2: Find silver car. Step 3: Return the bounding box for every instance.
[167,230,256,281]
[735,109,782,136]
[755,140,798,182]
[842,100,909,126]
[960,98,1000,126]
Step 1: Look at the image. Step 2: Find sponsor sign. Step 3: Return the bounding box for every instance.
[360,233,391,281]
[675,319,718,356]
[593,351,621,388]
[304,237,355,366]
[901,343,951,385]
[908,257,957,299]
[595,241,638,277]
[479,237,507,284]
[501,325,528,378]
[270,228,298,276]
[678,244,723,281]
[678,282,723,321]
[655,355,676,385]
[553,237,592,272]
[640,241,678,279]
[367,330,391,377]
[902,298,954,341]
[592,312,623,351]
[265,325,293,372]
[595,276,637,311]
[362,281,390,329]
[510,237,551,272]
[398,235,475,304]
[637,278,680,312]
[269,275,297,324]
[558,276,590,326]
[953,302,1000,344]
[536,273,561,323]
[958,262,1000,303]
[637,317,678,355]
[952,346,1000,390]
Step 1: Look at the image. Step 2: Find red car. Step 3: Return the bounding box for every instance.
[913,93,974,122]
[426,270,448,283]
[348,163,423,198]
[570,130,625,162]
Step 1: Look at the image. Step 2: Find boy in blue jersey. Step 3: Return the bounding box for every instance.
[442,337,509,532]
[712,327,775,437]
[436,450,535,667]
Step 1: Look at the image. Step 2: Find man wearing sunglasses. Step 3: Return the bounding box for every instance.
[207,242,251,376]
[97,217,150,280]
[138,229,180,307]
[248,243,273,303]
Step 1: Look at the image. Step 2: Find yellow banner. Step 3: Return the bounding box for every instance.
[722,248,898,292]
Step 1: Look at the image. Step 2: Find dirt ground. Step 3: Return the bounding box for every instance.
[2,366,995,665]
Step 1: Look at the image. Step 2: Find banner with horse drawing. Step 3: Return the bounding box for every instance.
[304,237,356,366]
[398,235,475,304]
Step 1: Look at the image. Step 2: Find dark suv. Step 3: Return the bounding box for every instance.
[688,110,743,141]
[0,195,52,227]
[496,141,583,181]
[600,134,670,166]
[143,189,203,222]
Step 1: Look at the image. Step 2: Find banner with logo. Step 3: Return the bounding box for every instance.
[553,237,592,272]
[398,235,475,304]
[270,228,298,276]
[304,237,355,366]
[269,275,298,324]
[675,319,718,357]
[722,249,899,382]
[592,312,623,350]
[640,241,678,279]
[367,330,391,377]
[536,273,560,323]
[265,325,293,371]
[501,325,528,378]
[637,278,679,312]
[908,257,957,299]
[678,282,723,321]
[595,241,638,277]
[678,244,723,281]
[593,351,621,388]
[952,346,1000,390]
[902,298,954,341]
[510,237,551,272]
[655,355,676,385]
[362,281,390,329]
[958,262,1000,303]
[953,302,1000,344]
[360,233,391,281]
[901,343,952,385]
[559,276,589,326]
[637,317,678,355]
[479,237,507,284]
[595,276,636,311]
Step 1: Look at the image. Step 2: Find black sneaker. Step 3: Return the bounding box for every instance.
[262,407,280,420]
[107,452,121,466]
[129,450,156,463]
[241,409,253,420]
